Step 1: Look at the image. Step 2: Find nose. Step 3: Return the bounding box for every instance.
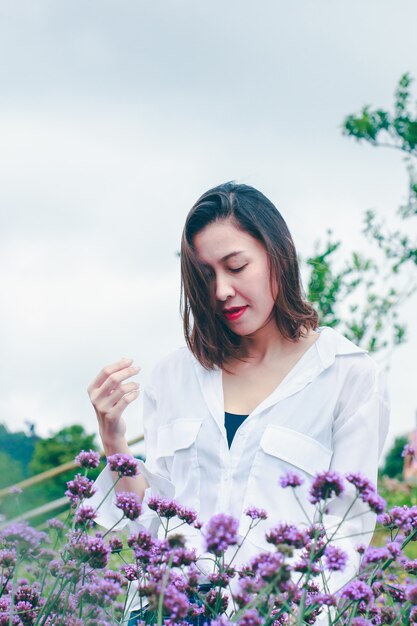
[215,272,235,302]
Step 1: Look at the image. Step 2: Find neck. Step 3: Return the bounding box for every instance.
[241,318,295,365]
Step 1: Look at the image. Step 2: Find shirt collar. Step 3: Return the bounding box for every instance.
[315,326,368,369]
[189,326,368,428]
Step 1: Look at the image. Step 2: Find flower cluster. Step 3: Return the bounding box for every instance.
[107,453,139,477]
[244,506,268,520]
[279,470,304,488]
[266,522,308,549]
[115,492,142,520]
[309,470,345,504]
[346,471,386,513]
[147,495,198,526]
[75,449,101,468]
[203,513,239,555]
[65,474,96,504]
[323,544,348,572]
[1,453,414,626]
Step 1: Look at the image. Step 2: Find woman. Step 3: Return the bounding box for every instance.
[88,182,390,624]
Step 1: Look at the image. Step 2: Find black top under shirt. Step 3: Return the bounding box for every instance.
[224,411,249,448]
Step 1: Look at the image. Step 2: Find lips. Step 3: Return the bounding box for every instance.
[223,306,248,321]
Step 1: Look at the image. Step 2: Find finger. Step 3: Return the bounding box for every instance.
[112,388,140,412]
[100,365,141,397]
[100,382,140,410]
[88,358,134,392]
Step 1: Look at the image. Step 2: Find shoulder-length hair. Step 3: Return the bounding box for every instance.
[180,181,318,370]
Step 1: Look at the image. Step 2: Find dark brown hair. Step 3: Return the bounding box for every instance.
[180,181,318,370]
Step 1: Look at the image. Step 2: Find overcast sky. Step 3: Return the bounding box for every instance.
[0,0,416,462]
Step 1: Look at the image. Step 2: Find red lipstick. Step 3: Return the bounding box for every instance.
[223,306,248,321]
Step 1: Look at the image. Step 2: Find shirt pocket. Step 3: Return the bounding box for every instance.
[155,418,203,509]
[241,424,333,550]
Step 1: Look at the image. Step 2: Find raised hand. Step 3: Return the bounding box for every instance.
[87,358,141,447]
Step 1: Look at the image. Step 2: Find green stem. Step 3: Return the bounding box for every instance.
[157,556,173,626]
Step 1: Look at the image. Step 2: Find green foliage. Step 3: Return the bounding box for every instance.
[343,72,417,274]
[380,434,408,479]
[0,451,24,489]
[304,73,417,356]
[343,73,417,155]
[304,230,409,353]
[28,424,101,503]
[29,424,96,476]
[0,422,40,481]
[1,424,103,523]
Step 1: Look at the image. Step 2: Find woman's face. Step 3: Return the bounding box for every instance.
[193,218,277,335]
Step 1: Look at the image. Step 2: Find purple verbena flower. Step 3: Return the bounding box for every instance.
[406,583,417,605]
[0,523,49,557]
[361,546,391,567]
[244,506,268,520]
[311,593,337,607]
[49,559,61,576]
[323,544,348,571]
[404,558,417,573]
[0,549,16,569]
[160,583,190,619]
[381,505,415,533]
[147,495,179,518]
[345,472,375,494]
[238,608,264,626]
[157,499,180,518]
[388,584,406,603]
[266,523,307,549]
[341,580,373,604]
[65,474,96,503]
[309,470,345,504]
[108,536,124,552]
[203,513,239,556]
[123,564,139,581]
[208,572,233,588]
[293,554,322,575]
[176,505,198,524]
[127,529,154,552]
[16,599,38,621]
[107,453,139,477]
[75,449,101,468]
[85,533,110,569]
[75,505,97,528]
[210,617,233,626]
[170,547,198,567]
[15,584,40,607]
[205,587,229,615]
[115,492,142,520]
[361,490,386,514]
[47,518,65,531]
[407,505,417,530]
[77,578,122,604]
[279,471,304,488]
[248,552,286,581]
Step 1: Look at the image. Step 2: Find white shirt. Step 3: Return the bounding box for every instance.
[91,325,390,616]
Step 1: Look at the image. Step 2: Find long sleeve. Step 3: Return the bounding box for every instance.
[89,382,175,536]
[320,362,390,593]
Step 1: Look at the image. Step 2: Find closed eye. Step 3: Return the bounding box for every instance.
[230,264,247,273]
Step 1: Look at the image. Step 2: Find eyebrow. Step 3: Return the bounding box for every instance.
[200,251,244,267]
[220,251,244,262]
